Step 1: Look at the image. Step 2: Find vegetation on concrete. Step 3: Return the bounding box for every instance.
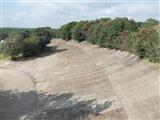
[0,18,159,62]
[58,18,160,62]
[0,27,54,60]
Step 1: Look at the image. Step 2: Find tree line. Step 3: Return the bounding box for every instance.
[0,18,159,62]
[0,27,54,60]
[57,18,160,63]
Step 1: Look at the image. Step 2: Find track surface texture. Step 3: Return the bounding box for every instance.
[0,39,159,120]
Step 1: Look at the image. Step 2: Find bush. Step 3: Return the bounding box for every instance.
[135,27,160,62]
[21,30,30,39]
[22,35,40,57]
[0,32,8,40]
[71,21,86,42]
[52,29,58,38]
[3,35,23,59]
[35,27,52,48]
[0,27,53,60]
[59,22,77,40]
[141,18,159,28]
[96,21,110,47]
[1,18,159,62]
[59,17,159,63]
[86,23,96,44]
[0,42,5,54]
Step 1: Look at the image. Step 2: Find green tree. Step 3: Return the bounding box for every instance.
[60,22,77,40]
[52,28,58,38]
[0,32,8,40]
[141,18,159,28]
[21,30,30,39]
[35,27,52,48]
[3,35,23,59]
[86,23,96,44]
[71,21,86,42]
[135,27,160,62]
[22,35,40,57]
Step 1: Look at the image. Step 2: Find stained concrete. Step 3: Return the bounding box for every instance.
[0,39,159,120]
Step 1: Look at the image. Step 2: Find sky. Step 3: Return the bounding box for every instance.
[0,0,159,28]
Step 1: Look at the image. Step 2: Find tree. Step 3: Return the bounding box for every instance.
[35,27,52,48]
[22,35,40,57]
[3,35,23,59]
[60,22,77,40]
[92,21,111,47]
[145,18,159,25]
[135,27,160,62]
[71,21,86,42]
[124,19,138,31]
[56,17,160,62]
[52,28,58,38]
[1,27,53,59]
[0,32,8,40]
[86,23,96,44]
[141,18,159,27]
[21,30,30,39]
[77,21,95,43]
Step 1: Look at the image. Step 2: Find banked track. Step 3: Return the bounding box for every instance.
[0,39,159,120]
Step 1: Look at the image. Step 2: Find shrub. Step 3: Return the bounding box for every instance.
[141,18,159,28]
[35,27,52,48]
[22,35,40,57]
[135,27,160,62]
[0,27,53,59]
[3,35,23,59]
[69,18,159,62]
[59,22,77,40]
[80,22,94,41]
[0,32,8,40]
[0,42,5,54]
[86,23,96,44]
[21,30,30,39]
[52,29,58,38]
[71,21,86,42]
[87,21,112,46]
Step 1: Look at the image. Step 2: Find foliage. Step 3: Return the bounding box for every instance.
[141,18,159,28]
[58,17,159,62]
[22,35,40,57]
[35,27,53,48]
[59,22,77,40]
[2,35,23,59]
[52,28,58,38]
[21,30,30,39]
[0,27,53,60]
[81,21,95,42]
[134,27,160,62]
[1,18,159,62]
[71,21,86,42]
[0,54,11,60]
[0,32,8,40]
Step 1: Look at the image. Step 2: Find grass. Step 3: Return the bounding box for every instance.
[0,54,11,61]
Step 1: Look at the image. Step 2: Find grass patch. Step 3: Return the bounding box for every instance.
[0,54,11,61]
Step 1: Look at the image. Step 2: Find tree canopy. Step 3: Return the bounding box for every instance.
[58,18,159,62]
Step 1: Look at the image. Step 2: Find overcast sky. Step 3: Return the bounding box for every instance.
[1,0,159,28]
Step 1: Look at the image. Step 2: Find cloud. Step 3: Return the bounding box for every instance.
[100,3,159,21]
[2,1,159,28]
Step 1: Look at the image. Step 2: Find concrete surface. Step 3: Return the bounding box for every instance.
[0,39,159,120]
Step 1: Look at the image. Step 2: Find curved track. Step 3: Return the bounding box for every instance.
[0,39,159,120]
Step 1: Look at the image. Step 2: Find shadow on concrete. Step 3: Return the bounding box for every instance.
[39,45,67,57]
[0,90,113,120]
[18,45,67,61]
